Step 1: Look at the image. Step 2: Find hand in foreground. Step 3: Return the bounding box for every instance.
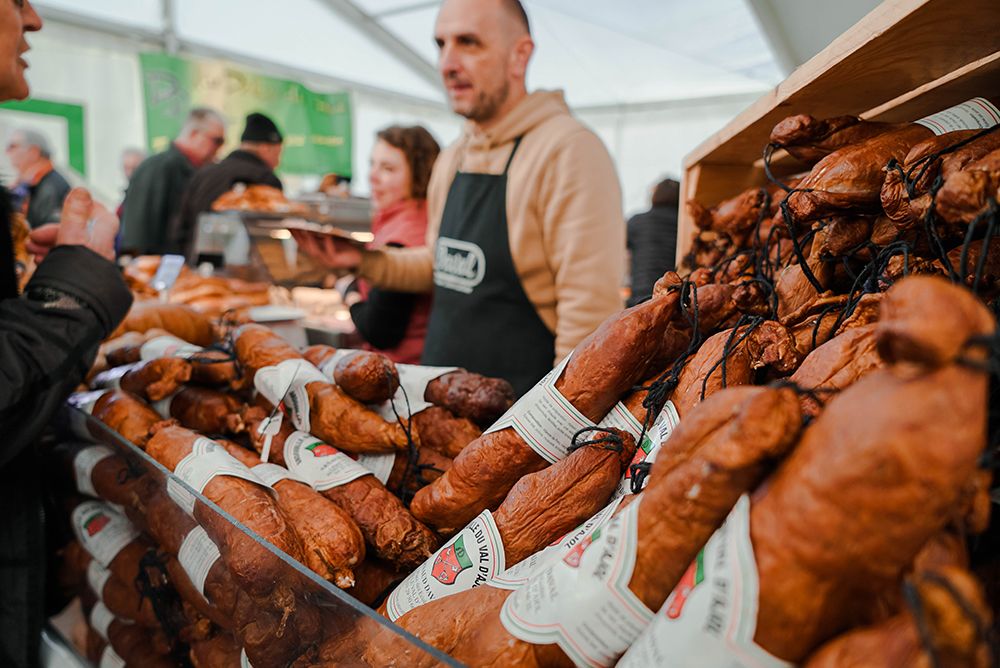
[27,188,119,263]
[291,229,363,270]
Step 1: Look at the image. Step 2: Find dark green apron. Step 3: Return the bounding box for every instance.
[421,137,555,396]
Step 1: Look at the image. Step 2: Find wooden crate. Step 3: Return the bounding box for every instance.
[678,0,1000,263]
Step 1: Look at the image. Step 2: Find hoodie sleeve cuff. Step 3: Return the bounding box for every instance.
[27,245,133,335]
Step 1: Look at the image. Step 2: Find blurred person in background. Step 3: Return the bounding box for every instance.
[5,127,70,228]
[120,106,226,254]
[347,125,440,363]
[0,2,132,666]
[295,0,624,395]
[120,146,145,182]
[626,177,679,306]
[319,172,351,198]
[116,146,146,218]
[172,112,284,257]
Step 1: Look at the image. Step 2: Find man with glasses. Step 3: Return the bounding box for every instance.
[120,107,226,254]
[4,128,71,228]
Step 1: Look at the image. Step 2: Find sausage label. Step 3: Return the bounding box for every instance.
[89,602,120,642]
[99,647,126,668]
[171,438,270,514]
[492,496,623,591]
[375,363,457,420]
[254,359,328,432]
[284,431,373,490]
[140,334,204,360]
[72,501,140,568]
[617,496,790,668]
[916,97,1000,135]
[486,355,592,464]
[87,560,113,598]
[73,445,115,498]
[386,510,506,621]
[501,498,652,668]
[67,390,108,440]
[612,401,680,498]
[179,526,222,598]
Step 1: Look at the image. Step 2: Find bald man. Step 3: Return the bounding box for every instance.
[297,0,624,395]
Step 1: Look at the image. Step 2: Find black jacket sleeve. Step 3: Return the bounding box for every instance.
[350,287,417,350]
[0,245,133,468]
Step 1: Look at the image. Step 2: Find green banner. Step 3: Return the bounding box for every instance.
[139,52,351,177]
[0,98,86,176]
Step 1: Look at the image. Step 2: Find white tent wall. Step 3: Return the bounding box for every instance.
[349,90,460,196]
[5,14,733,218]
[0,21,149,205]
[578,95,760,218]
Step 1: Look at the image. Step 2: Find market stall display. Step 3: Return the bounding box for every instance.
[37,1,1000,665]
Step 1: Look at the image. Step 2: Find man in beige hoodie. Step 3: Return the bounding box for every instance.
[297,0,625,395]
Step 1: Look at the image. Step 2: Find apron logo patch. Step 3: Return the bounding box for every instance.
[434,237,486,294]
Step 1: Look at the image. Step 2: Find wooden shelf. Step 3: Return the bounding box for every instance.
[678,0,1000,262]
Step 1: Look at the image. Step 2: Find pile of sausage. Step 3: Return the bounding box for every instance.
[53,304,516,666]
[50,98,999,667]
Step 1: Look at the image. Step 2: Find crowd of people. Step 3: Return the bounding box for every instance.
[0,1,679,663]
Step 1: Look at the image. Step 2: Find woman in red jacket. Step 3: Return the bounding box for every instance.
[350,125,440,363]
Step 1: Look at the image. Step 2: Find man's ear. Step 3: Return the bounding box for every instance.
[510,36,534,81]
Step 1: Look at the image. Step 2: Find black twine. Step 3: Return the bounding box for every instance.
[568,427,625,454]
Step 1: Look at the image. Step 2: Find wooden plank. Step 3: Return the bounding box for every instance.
[684,0,1000,168]
[863,50,1000,122]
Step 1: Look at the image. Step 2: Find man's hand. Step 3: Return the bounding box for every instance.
[27,188,119,263]
[291,229,363,270]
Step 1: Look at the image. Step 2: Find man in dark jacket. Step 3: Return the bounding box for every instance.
[5,128,71,228]
[120,106,226,254]
[172,112,284,258]
[0,3,133,666]
[626,177,680,306]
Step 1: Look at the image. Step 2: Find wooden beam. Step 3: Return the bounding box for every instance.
[684,0,1000,169]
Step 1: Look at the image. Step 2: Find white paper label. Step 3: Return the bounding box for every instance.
[617,496,789,668]
[173,437,268,499]
[283,431,373,491]
[612,401,680,499]
[254,359,328,432]
[71,501,139,568]
[92,363,139,391]
[99,646,126,668]
[67,390,108,439]
[485,355,592,464]
[178,526,222,598]
[356,452,395,485]
[500,497,653,668]
[491,496,624,591]
[596,402,644,442]
[89,602,117,642]
[916,97,1000,136]
[316,349,355,379]
[250,463,289,487]
[256,413,283,463]
[386,510,507,621]
[375,364,457,421]
[86,560,113,599]
[167,477,199,516]
[151,392,176,419]
[73,445,114,498]
[140,334,203,361]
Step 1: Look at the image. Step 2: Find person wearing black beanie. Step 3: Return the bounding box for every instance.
[171,111,285,257]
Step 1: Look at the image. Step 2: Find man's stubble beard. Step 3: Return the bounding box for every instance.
[460,79,510,125]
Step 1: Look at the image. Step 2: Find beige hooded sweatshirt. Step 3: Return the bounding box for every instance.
[359,90,625,363]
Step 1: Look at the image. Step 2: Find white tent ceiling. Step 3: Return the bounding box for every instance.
[31,0,882,110]
[15,0,882,213]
